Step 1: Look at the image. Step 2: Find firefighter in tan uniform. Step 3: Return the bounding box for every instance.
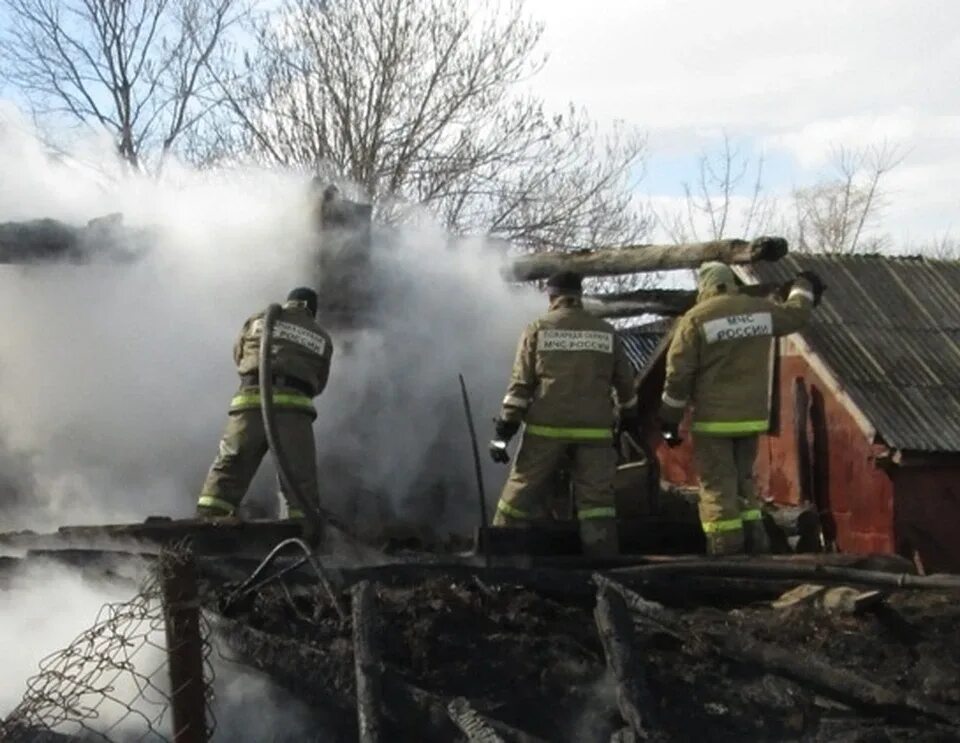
[658,262,824,555]
[489,271,639,556]
[197,288,333,518]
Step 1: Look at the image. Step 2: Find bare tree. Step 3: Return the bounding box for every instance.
[212,0,649,250]
[0,0,247,170]
[790,142,906,254]
[659,134,774,244]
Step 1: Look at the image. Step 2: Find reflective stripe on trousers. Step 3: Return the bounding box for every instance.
[197,494,236,515]
[525,424,612,440]
[496,500,532,519]
[229,392,315,412]
[701,517,744,534]
[691,419,768,435]
[578,507,616,520]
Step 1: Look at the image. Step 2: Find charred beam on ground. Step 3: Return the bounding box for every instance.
[352,581,383,743]
[211,614,356,739]
[593,585,658,740]
[595,574,960,727]
[446,697,506,743]
[503,236,788,282]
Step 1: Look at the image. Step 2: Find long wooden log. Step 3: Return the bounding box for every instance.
[594,585,657,739]
[352,581,383,743]
[503,236,787,282]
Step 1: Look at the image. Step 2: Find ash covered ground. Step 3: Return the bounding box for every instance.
[207,559,960,743]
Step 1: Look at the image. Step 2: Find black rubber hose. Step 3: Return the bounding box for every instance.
[259,303,325,541]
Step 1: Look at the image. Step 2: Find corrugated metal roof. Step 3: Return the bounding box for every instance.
[742,254,960,453]
[620,319,673,373]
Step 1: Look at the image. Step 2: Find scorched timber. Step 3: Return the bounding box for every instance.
[503,236,788,282]
[583,282,783,318]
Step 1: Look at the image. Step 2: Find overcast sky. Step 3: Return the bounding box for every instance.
[525,0,960,246]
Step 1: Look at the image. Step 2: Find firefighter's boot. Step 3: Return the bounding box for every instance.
[744,517,771,555]
[706,529,745,557]
[579,518,620,558]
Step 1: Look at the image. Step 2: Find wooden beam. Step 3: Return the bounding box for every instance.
[503,236,788,282]
[584,282,786,319]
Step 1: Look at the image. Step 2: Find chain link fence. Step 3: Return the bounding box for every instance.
[0,549,216,742]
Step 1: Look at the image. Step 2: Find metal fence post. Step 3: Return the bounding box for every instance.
[161,552,208,743]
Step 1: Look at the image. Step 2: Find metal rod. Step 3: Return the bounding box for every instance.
[458,374,489,565]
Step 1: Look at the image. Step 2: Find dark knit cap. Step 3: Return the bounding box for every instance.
[545,271,583,296]
[287,287,318,316]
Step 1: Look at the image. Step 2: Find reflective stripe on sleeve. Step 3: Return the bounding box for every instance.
[661,392,687,409]
[502,395,529,409]
[701,517,743,534]
[525,424,613,440]
[620,395,639,410]
[789,287,815,302]
[578,507,617,520]
[691,420,768,435]
[197,494,236,515]
[740,508,763,522]
[496,500,532,519]
[230,392,315,412]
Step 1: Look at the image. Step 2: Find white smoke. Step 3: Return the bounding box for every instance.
[0,560,326,740]
[0,105,541,535]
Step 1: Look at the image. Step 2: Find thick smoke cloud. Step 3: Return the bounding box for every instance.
[0,107,541,536]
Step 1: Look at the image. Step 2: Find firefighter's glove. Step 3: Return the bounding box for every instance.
[796,270,826,305]
[660,421,683,448]
[490,418,519,464]
[617,408,642,441]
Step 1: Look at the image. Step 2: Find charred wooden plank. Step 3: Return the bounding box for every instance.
[594,585,658,739]
[503,236,787,282]
[352,581,383,743]
[595,574,960,727]
[210,614,356,740]
[446,697,506,742]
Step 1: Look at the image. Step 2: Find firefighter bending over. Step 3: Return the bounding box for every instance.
[658,262,824,556]
[489,271,639,556]
[197,288,333,519]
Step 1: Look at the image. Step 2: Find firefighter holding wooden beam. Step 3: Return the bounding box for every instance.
[658,262,824,556]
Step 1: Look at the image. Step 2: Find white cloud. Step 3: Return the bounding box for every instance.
[524,0,960,241]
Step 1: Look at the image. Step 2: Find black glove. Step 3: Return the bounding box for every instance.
[617,409,642,442]
[796,270,826,305]
[660,421,683,448]
[489,418,520,464]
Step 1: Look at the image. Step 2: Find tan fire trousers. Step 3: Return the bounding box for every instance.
[691,433,762,554]
[197,408,318,517]
[494,434,617,525]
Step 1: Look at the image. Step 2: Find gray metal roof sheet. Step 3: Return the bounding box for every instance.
[743,253,960,453]
[619,318,674,373]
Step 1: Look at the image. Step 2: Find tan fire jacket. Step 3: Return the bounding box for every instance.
[230,300,333,414]
[500,297,638,441]
[658,278,815,435]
